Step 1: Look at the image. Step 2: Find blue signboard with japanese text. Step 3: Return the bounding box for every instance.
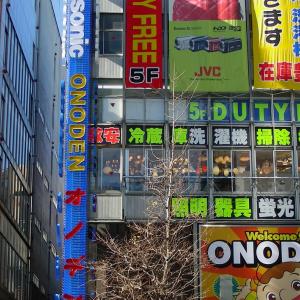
[64,0,92,299]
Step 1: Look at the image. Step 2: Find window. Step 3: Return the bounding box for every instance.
[99,14,123,54]
[32,273,39,288]
[36,160,43,177]
[126,99,165,122]
[213,150,251,192]
[94,148,121,192]
[42,230,48,243]
[256,150,293,193]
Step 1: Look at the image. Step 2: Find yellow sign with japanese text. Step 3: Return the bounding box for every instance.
[200,226,300,300]
[252,0,300,90]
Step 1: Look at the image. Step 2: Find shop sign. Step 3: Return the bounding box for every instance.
[171,197,208,218]
[126,125,164,145]
[189,99,294,122]
[64,0,92,298]
[255,127,292,146]
[297,127,300,145]
[200,226,300,300]
[169,0,249,92]
[212,126,249,146]
[257,197,295,219]
[171,126,207,145]
[88,126,121,145]
[213,197,252,219]
[125,0,163,88]
[252,0,300,89]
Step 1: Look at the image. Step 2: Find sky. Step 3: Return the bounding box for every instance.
[51,0,64,35]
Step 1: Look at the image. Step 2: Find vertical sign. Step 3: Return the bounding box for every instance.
[252,0,300,89]
[64,0,91,299]
[169,0,249,92]
[125,0,163,88]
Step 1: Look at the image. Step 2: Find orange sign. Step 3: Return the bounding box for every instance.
[200,226,300,300]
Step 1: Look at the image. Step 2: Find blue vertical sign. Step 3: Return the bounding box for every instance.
[64,0,91,299]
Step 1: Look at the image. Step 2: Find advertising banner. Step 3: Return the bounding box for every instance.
[169,0,249,92]
[64,0,92,298]
[200,226,300,300]
[252,0,300,90]
[125,0,163,88]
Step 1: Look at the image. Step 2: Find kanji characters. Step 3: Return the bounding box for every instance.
[190,198,207,217]
[103,127,121,144]
[277,62,292,81]
[128,127,145,144]
[258,197,295,219]
[231,128,248,145]
[233,198,252,218]
[256,128,273,145]
[174,128,188,144]
[259,63,275,81]
[189,128,206,145]
[277,198,295,218]
[146,127,163,144]
[172,197,208,218]
[214,198,233,218]
[213,128,230,145]
[258,198,277,218]
[274,128,291,145]
[172,198,189,218]
[88,126,121,144]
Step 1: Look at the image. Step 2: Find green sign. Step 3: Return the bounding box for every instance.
[172,197,208,218]
[127,126,164,145]
[169,4,249,93]
[214,197,252,219]
[255,127,292,146]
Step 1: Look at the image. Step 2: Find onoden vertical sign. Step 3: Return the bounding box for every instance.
[252,0,300,90]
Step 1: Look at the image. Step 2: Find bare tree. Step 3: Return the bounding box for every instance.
[89,70,209,300]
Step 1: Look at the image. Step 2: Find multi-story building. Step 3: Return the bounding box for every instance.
[0,0,63,299]
[64,0,300,299]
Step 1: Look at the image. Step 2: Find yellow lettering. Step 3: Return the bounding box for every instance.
[133,26,157,38]
[70,90,86,105]
[69,124,85,139]
[132,0,156,10]
[69,140,85,153]
[132,52,157,63]
[69,156,85,171]
[70,107,86,123]
[132,14,156,25]
[70,74,86,89]
[132,39,157,51]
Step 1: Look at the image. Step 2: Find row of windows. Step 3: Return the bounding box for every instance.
[3,11,34,122]
[89,147,299,195]
[0,149,30,236]
[1,80,32,183]
[94,97,300,124]
[0,234,28,300]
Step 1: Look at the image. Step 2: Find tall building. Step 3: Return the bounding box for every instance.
[0,0,63,299]
[64,0,300,299]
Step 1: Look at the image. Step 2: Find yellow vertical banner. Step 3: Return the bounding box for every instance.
[252,0,300,90]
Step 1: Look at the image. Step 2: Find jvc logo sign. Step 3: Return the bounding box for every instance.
[195,66,221,77]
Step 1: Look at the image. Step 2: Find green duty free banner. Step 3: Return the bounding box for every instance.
[169,0,249,92]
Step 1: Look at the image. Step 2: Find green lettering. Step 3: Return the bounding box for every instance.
[296,103,300,122]
[213,102,227,121]
[232,102,247,122]
[274,102,288,121]
[254,103,269,121]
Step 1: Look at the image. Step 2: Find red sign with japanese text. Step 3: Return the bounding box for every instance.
[125,0,163,88]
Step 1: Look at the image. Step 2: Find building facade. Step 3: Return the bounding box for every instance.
[0,0,63,299]
[63,0,300,298]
